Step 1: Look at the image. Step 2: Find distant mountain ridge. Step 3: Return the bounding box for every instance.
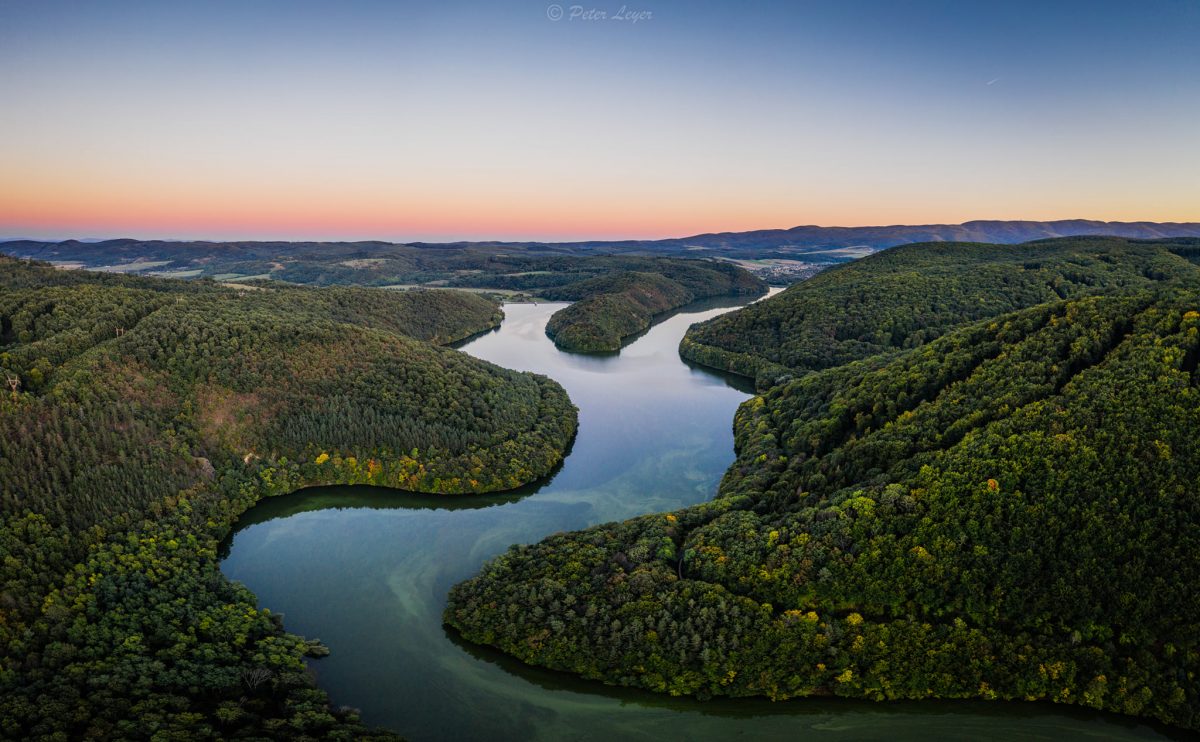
[5,221,1200,290]
[7,220,1200,260]
[658,219,1200,250]
[406,219,1200,254]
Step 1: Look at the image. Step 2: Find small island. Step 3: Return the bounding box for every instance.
[447,236,1200,732]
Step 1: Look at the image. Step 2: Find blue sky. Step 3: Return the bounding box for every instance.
[1,0,1197,240]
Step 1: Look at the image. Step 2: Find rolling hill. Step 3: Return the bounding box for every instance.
[0,258,577,739]
[447,237,1200,732]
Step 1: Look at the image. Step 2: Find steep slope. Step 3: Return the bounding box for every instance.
[0,259,576,739]
[448,290,1200,730]
[681,237,1200,386]
[541,261,765,352]
[544,272,692,352]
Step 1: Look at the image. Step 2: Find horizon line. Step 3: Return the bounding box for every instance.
[5,216,1200,246]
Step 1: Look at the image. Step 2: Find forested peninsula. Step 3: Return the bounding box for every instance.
[0,236,769,355]
[447,237,1200,732]
[0,258,576,739]
[540,260,766,352]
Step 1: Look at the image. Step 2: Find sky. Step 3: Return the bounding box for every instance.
[0,0,1197,242]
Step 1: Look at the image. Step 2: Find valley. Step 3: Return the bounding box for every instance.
[4,237,1200,738]
[222,296,1172,740]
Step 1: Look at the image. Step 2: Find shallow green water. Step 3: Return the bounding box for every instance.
[221,298,1177,741]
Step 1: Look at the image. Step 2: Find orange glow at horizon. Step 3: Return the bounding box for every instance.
[4,171,1199,243]
[2,3,1197,243]
[4,152,1200,243]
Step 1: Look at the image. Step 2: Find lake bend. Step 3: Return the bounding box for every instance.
[221,297,1176,741]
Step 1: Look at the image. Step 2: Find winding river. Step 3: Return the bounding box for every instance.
[221,297,1175,741]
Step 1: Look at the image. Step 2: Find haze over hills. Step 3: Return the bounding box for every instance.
[7,220,1200,268]
[650,219,1200,251]
[406,219,1200,254]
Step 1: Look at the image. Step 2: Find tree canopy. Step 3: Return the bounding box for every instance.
[0,257,576,739]
[681,236,1200,386]
[448,238,1200,732]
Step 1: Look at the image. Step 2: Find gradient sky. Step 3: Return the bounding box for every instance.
[1,0,1197,241]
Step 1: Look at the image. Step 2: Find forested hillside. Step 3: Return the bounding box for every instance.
[1,240,768,355]
[0,258,577,739]
[681,237,1200,386]
[541,261,765,352]
[448,240,1200,732]
[0,238,768,294]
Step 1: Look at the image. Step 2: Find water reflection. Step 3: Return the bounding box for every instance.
[444,629,1180,740]
[221,295,1175,741]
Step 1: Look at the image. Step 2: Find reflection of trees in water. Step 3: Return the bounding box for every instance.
[442,626,1170,734]
[217,453,569,559]
[216,293,1174,742]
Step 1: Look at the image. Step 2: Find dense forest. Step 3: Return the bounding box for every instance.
[540,260,765,352]
[2,238,769,355]
[0,258,577,739]
[1,238,768,292]
[447,237,1200,732]
[681,236,1200,387]
[545,272,691,352]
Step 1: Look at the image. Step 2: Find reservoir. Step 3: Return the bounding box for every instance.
[221,297,1171,741]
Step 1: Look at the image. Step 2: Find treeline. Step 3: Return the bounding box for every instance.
[543,272,692,352]
[1158,237,1200,265]
[0,258,577,739]
[3,239,768,354]
[1,238,771,294]
[681,236,1200,387]
[447,254,767,352]
[538,259,766,352]
[447,239,1200,732]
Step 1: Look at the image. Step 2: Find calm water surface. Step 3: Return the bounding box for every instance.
[221,296,1175,741]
